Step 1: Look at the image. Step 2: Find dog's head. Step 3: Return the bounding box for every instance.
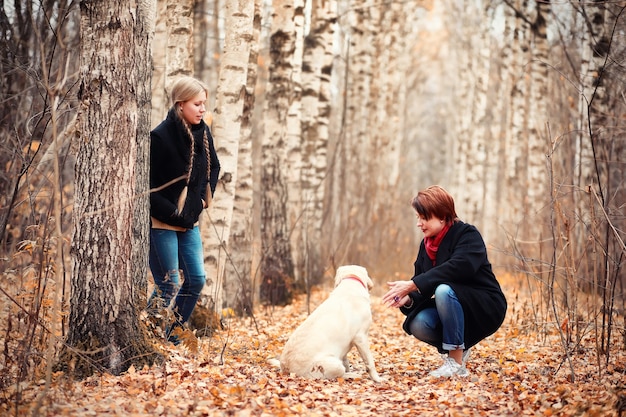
[334,265,374,291]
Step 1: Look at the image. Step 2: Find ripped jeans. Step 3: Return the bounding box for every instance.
[408,284,466,353]
[148,226,206,325]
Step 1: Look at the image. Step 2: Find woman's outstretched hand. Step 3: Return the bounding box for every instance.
[382,280,417,308]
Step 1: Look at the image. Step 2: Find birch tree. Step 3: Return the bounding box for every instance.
[58,0,158,377]
[524,0,550,261]
[364,0,420,272]
[299,0,336,284]
[448,0,492,230]
[150,0,167,127]
[151,0,195,127]
[480,4,506,245]
[202,0,254,312]
[285,0,306,285]
[166,0,194,83]
[576,2,613,194]
[220,0,262,314]
[502,0,531,252]
[194,0,221,112]
[324,0,376,268]
[259,0,302,304]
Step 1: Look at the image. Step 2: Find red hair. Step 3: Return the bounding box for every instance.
[411,185,458,224]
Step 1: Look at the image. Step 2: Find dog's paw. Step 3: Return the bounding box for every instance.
[267,358,281,370]
[370,373,383,382]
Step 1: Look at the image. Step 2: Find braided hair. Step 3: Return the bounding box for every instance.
[170,76,212,214]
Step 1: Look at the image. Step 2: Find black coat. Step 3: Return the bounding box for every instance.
[150,109,221,229]
[400,221,507,350]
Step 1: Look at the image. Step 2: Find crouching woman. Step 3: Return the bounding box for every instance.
[383,185,507,377]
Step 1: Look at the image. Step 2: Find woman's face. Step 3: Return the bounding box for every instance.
[179,91,207,125]
[416,213,445,239]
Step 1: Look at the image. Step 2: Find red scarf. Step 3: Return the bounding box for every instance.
[425,222,451,265]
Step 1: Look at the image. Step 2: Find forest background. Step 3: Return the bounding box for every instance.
[0,0,625,413]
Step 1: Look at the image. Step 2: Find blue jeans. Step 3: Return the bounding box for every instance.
[148,226,206,325]
[408,284,466,352]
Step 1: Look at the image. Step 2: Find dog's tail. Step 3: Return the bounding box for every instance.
[267,357,281,370]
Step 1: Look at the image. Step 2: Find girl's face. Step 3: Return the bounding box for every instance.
[416,213,445,239]
[179,91,207,125]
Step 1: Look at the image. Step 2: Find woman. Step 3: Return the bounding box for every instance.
[148,76,220,343]
[382,185,506,377]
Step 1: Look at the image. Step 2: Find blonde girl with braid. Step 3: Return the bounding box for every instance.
[148,76,220,344]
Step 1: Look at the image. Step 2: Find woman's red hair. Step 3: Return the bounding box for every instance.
[411,185,458,224]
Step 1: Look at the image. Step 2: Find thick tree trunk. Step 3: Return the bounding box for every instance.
[58,0,159,378]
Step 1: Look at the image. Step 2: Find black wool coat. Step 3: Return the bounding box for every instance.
[400,221,507,350]
[150,109,221,229]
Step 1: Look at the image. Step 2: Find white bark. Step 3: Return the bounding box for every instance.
[194,0,221,112]
[150,0,167,127]
[325,0,376,267]
[524,0,550,254]
[503,0,530,237]
[259,0,299,303]
[165,0,194,85]
[299,0,336,282]
[201,0,254,312]
[284,0,306,284]
[221,0,262,313]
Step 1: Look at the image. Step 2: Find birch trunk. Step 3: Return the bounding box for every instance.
[503,0,530,248]
[285,0,305,285]
[165,0,194,84]
[577,2,612,194]
[324,0,376,268]
[220,0,261,314]
[449,0,473,214]
[481,3,505,247]
[201,0,253,313]
[151,0,194,125]
[365,0,415,273]
[194,0,221,112]
[448,0,491,230]
[524,0,550,260]
[299,0,336,283]
[150,0,167,127]
[259,0,299,304]
[59,0,158,378]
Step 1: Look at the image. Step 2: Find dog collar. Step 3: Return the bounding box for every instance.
[342,275,367,289]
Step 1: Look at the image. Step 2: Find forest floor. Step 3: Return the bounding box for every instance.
[7,274,626,416]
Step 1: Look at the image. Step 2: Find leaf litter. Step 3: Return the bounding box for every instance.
[8,275,626,416]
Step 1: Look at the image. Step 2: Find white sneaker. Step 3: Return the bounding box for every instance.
[429,357,469,378]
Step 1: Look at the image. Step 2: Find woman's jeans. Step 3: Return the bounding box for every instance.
[148,226,206,325]
[408,284,466,352]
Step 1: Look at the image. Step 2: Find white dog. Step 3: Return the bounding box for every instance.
[269,265,381,381]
